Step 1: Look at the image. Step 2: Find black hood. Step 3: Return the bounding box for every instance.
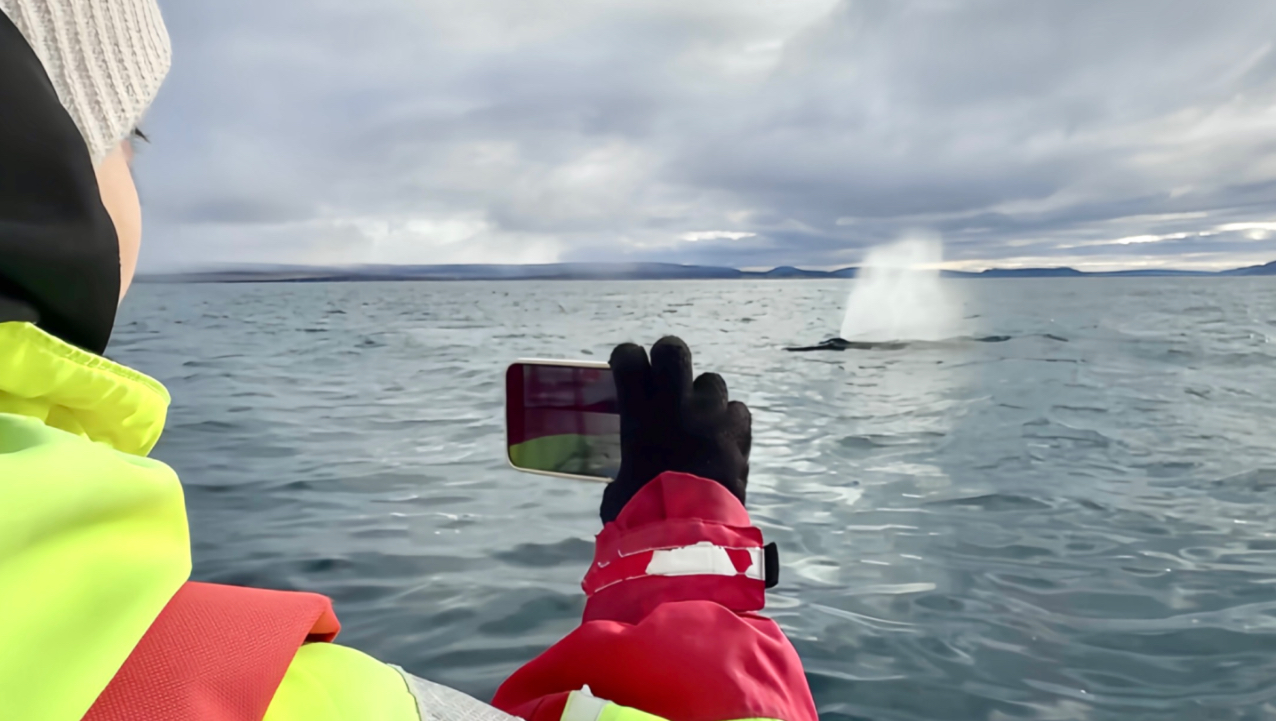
[0,10,121,356]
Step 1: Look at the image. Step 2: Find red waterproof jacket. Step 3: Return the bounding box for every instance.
[494,472,818,721]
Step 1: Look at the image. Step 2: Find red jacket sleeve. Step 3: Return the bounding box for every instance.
[492,472,817,721]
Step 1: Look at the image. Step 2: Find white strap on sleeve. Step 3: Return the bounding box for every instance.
[645,541,765,581]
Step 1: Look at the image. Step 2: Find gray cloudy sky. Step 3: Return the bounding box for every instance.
[137,0,1276,271]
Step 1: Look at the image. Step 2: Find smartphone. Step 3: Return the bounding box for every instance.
[505,359,620,483]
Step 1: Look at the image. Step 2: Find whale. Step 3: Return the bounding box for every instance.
[784,338,909,352]
[783,334,1050,352]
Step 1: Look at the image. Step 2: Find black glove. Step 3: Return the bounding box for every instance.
[600,336,752,523]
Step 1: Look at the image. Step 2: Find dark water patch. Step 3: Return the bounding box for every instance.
[1051,403,1108,414]
[987,572,1064,592]
[927,493,1053,512]
[1139,461,1199,479]
[1205,468,1276,498]
[1078,627,1276,657]
[1022,417,1114,448]
[952,541,1056,562]
[478,593,584,636]
[493,538,595,568]
[302,556,353,573]
[838,432,946,452]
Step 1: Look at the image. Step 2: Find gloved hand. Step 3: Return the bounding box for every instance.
[600,336,752,523]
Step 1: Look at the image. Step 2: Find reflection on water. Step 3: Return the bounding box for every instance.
[113,278,1276,720]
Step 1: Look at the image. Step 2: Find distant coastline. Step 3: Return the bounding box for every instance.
[137,260,1276,283]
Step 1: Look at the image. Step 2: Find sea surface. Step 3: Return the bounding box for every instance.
[112,279,1276,721]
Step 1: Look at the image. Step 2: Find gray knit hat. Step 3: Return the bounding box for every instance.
[0,0,170,163]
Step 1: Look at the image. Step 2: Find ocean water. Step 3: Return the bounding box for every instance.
[111,279,1276,721]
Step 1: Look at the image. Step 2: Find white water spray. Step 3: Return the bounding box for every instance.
[840,235,959,342]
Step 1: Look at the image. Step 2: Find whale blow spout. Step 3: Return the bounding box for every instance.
[840,235,959,342]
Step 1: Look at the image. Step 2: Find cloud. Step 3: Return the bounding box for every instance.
[680,231,757,242]
[136,0,1276,270]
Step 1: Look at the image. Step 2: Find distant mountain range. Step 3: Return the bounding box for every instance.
[138,260,1276,283]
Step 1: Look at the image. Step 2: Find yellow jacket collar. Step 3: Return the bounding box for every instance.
[0,321,169,455]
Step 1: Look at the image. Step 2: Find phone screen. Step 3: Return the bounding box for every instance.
[505,361,621,481]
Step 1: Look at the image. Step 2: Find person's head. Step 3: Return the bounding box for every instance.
[0,0,170,352]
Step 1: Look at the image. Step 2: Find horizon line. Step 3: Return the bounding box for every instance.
[137,258,1276,277]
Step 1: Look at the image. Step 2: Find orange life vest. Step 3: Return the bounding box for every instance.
[84,581,340,721]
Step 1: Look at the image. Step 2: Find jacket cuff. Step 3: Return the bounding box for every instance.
[582,473,769,624]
